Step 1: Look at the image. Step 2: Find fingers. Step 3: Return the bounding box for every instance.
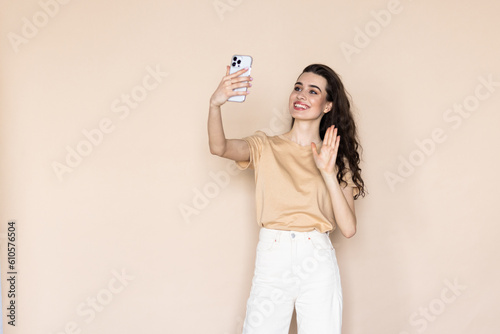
[324,125,332,146]
[220,67,252,99]
[226,75,252,85]
[325,125,339,148]
[313,126,341,175]
[222,70,252,98]
[229,66,250,78]
[212,67,252,105]
[222,66,252,81]
[232,89,251,96]
[311,142,322,166]
[324,125,333,146]
[224,80,251,95]
[230,81,252,89]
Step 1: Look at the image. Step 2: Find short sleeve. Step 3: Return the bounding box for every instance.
[342,158,360,198]
[235,130,267,170]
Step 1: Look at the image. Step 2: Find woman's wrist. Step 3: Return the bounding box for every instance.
[209,98,222,109]
[320,169,339,182]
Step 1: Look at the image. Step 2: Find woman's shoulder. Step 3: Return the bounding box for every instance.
[244,130,291,147]
[245,130,270,142]
[240,130,270,151]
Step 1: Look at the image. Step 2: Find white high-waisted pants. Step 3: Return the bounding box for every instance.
[242,227,343,334]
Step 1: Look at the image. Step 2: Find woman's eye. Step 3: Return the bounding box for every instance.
[294,86,301,91]
[309,90,317,94]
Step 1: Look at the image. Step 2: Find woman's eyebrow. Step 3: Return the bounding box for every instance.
[295,81,322,92]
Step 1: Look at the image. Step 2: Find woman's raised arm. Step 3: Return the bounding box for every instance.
[208,66,252,162]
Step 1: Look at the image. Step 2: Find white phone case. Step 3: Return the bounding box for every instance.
[228,55,253,103]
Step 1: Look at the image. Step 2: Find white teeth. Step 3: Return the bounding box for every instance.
[294,104,307,109]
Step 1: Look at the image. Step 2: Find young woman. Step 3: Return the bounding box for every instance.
[208,63,366,334]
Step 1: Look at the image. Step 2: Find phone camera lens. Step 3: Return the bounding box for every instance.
[233,57,237,61]
[232,62,236,66]
[237,60,241,64]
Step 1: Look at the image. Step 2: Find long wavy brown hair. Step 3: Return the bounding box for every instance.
[290,64,366,199]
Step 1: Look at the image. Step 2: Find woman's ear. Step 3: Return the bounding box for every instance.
[324,102,333,113]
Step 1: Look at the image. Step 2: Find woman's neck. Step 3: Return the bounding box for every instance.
[282,121,322,146]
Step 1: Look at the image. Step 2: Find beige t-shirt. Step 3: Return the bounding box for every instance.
[236,130,359,234]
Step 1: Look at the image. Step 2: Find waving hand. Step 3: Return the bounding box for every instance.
[311,125,340,176]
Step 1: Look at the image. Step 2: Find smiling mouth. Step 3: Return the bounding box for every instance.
[294,103,309,110]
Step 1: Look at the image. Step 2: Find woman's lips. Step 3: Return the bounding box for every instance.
[293,102,309,110]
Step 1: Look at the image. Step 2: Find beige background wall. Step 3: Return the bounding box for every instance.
[1,0,499,333]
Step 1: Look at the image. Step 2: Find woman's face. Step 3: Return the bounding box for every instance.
[288,72,332,121]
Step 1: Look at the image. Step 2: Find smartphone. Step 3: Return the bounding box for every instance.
[228,55,253,103]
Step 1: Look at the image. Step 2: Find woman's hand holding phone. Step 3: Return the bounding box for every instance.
[210,66,253,107]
